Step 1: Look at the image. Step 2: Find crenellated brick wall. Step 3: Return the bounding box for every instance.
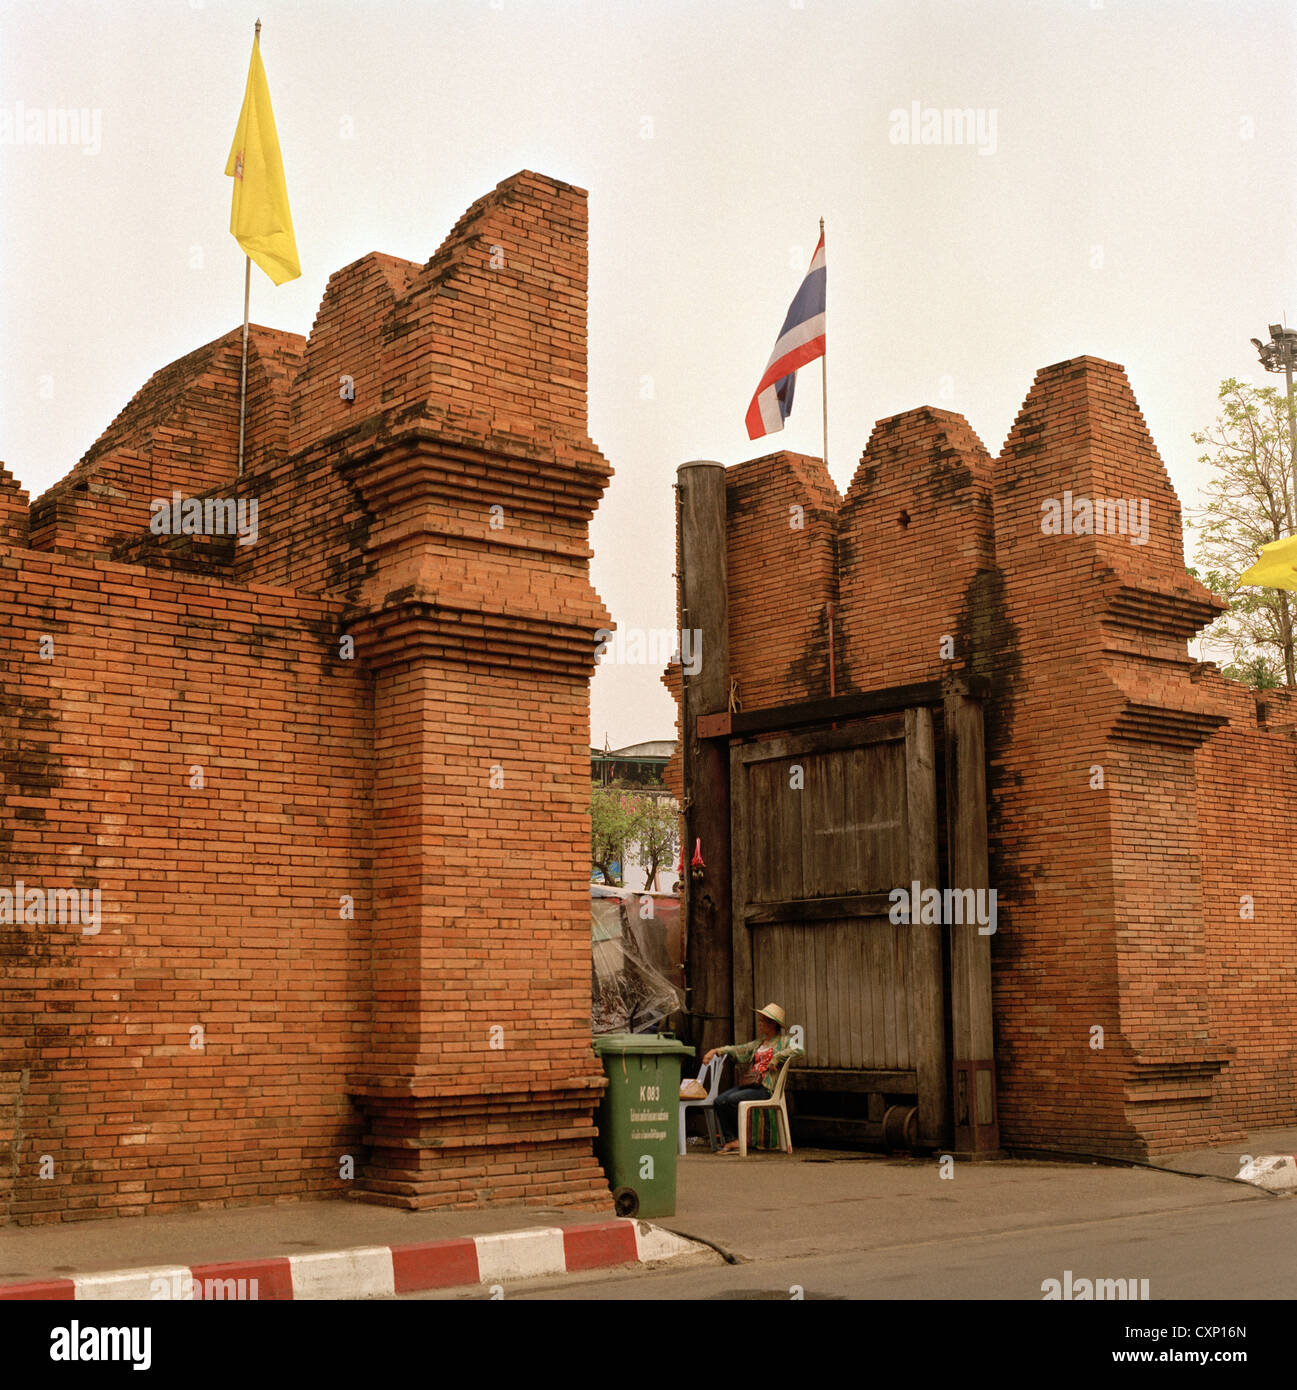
[667,355,1296,1158]
[0,170,615,1224]
[836,406,996,695]
[1194,673,1297,1131]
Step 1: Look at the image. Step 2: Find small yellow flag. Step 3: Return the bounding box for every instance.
[1239,531,1297,591]
[224,33,300,286]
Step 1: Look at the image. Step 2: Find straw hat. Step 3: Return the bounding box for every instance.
[755,1002,786,1027]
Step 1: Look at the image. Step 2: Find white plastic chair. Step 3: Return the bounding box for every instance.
[737,1056,795,1157]
[677,1054,724,1155]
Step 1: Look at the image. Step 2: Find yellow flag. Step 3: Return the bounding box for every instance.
[1239,531,1297,591]
[224,33,300,285]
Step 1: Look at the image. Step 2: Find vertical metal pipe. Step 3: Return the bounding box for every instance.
[820,216,828,473]
[237,255,251,478]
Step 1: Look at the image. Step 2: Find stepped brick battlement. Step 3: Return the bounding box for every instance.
[0,171,616,1224]
[667,356,1296,1157]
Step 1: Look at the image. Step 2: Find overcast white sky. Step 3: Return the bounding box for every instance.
[3,0,1295,747]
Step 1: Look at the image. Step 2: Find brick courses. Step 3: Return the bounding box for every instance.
[668,356,1295,1157]
[1194,673,1297,1133]
[1,171,614,1224]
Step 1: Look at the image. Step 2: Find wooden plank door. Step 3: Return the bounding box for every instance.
[729,710,947,1144]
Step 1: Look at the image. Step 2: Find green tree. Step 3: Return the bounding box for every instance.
[628,794,680,891]
[1189,377,1297,685]
[1221,652,1282,689]
[590,784,635,886]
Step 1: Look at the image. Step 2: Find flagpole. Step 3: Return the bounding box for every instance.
[236,18,261,480]
[237,254,250,478]
[820,216,828,470]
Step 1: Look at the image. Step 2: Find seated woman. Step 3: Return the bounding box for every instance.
[703,1002,802,1153]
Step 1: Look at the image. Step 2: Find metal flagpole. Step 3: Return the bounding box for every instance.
[236,18,261,479]
[820,216,828,470]
[237,254,250,477]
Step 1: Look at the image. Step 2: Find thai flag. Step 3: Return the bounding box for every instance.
[745,231,826,440]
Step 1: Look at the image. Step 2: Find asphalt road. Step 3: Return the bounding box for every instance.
[399,1190,1296,1301]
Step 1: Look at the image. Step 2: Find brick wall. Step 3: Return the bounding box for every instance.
[0,551,369,1222]
[29,328,301,557]
[1195,675,1297,1130]
[989,358,1235,1156]
[726,452,840,711]
[668,355,1294,1157]
[836,407,996,693]
[1,170,615,1224]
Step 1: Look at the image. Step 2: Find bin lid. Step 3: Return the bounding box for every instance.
[593,1032,695,1057]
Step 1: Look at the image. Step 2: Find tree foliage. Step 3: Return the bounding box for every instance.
[630,795,680,890]
[589,785,680,889]
[590,784,635,886]
[1189,377,1297,685]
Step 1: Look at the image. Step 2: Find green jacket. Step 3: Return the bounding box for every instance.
[718,1032,803,1093]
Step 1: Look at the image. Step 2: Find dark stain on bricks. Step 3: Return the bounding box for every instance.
[957,564,1031,968]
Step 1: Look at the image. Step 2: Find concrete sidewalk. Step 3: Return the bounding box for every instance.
[0,1131,1285,1298]
[1148,1126,1297,1181]
[661,1141,1276,1266]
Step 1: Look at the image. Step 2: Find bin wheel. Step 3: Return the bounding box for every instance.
[612,1186,639,1218]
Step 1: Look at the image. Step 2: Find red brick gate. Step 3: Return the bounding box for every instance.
[0,171,616,1224]
[669,361,1297,1159]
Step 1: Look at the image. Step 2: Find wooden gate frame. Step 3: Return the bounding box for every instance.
[704,677,1000,1155]
[729,709,948,1145]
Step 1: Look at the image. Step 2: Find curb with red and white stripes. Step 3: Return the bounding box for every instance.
[0,1219,708,1301]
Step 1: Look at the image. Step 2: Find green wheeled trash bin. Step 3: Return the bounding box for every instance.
[592,1033,694,1219]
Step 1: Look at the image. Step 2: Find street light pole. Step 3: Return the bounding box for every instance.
[1251,322,1297,526]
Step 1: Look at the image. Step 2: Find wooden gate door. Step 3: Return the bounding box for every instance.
[729,709,948,1145]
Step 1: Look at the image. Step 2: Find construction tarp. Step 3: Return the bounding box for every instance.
[591,888,683,1035]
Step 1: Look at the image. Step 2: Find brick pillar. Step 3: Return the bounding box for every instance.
[344,425,614,1210]
[989,357,1235,1157]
